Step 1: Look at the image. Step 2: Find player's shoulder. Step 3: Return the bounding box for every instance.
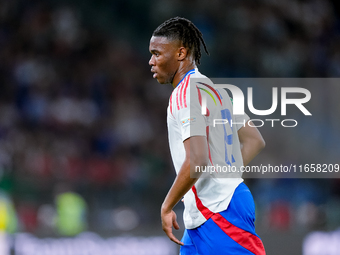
[190,68,209,80]
[189,69,214,88]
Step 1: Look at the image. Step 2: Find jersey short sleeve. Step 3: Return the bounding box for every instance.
[174,80,207,141]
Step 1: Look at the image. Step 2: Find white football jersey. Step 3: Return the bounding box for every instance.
[167,68,249,229]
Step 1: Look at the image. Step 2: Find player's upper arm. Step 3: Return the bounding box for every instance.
[183,136,209,168]
[238,121,265,166]
[238,121,265,149]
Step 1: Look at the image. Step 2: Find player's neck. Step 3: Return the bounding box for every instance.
[171,63,196,88]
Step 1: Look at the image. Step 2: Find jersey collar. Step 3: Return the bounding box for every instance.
[176,69,195,87]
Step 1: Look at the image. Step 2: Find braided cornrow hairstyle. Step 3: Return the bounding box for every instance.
[153,17,209,65]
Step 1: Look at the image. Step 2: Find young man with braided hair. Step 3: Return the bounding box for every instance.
[149,17,266,254]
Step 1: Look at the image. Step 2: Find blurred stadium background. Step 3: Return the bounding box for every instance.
[0,0,340,254]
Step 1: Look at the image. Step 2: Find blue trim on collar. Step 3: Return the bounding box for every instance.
[176,69,195,87]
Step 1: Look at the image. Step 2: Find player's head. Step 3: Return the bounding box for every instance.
[149,17,209,84]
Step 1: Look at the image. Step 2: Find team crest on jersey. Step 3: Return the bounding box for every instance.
[181,117,196,127]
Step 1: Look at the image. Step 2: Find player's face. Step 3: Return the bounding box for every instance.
[149,36,180,84]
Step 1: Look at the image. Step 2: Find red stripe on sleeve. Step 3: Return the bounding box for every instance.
[211,213,266,255]
[169,94,173,116]
[179,76,186,109]
[183,75,190,108]
[176,86,180,110]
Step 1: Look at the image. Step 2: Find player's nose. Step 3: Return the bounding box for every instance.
[149,55,155,66]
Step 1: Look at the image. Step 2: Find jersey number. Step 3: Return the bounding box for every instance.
[221,109,235,166]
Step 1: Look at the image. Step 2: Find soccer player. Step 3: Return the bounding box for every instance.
[149,17,266,255]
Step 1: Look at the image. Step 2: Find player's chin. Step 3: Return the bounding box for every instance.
[154,74,171,84]
[156,77,167,84]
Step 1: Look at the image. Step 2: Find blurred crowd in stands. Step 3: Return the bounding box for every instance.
[0,0,340,236]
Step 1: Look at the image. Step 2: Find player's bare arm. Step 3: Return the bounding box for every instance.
[161,136,208,245]
[238,121,266,166]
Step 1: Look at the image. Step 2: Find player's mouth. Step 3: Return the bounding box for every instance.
[151,70,157,79]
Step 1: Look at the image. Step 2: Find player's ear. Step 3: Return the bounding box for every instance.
[177,47,188,61]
